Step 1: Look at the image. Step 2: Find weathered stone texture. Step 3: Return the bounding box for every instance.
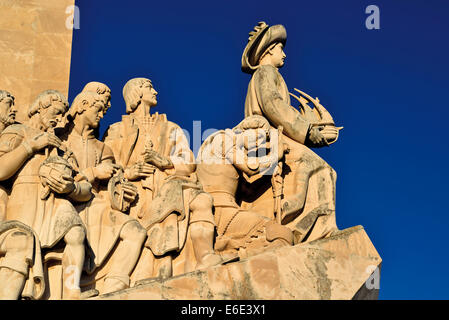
[94,225,381,300]
[0,0,74,122]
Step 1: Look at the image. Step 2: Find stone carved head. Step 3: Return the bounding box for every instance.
[241,22,287,74]
[123,78,158,114]
[0,90,17,126]
[82,82,111,112]
[68,91,106,129]
[28,90,69,131]
[233,115,271,150]
[233,115,281,172]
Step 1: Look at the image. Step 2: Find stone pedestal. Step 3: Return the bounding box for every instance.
[94,225,381,300]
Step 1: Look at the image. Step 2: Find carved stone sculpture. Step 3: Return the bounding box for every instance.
[0,90,41,300]
[0,20,381,300]
[197,115,293,260]
[61,87,147,295]
[240,22,342,243]
[0,90,92,300]
[103,78,222,281]
[0,90,17,218]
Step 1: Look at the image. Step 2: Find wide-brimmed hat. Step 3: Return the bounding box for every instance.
[241,22,287,74]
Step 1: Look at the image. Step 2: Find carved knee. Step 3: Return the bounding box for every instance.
[64,226,85,246]
[190,192,213,212]
[0,231,34,276]
[120,221,147,243]
[190,193,216,226]
[3,231,33,254]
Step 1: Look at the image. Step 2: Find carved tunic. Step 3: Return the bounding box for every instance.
[245,64,311,145]
[243,65,339,243]
[103,113,202,256]
[63,128,137,269]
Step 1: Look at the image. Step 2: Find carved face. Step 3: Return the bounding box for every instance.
[40,100,67,131]
[270,43,286,68]
[141,82,158,107]
[0,97,17,125]
[100,92,111,110]
[82,100,105,129]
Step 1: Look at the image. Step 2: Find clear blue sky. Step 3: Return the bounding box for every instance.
[69,0,449,299]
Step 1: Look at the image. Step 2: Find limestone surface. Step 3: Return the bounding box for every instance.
[0,0,75,122]
[94,226,381,300]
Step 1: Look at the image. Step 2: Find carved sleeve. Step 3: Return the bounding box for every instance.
[101,143,116,164]
[0,130,24,157]
[168,125,196,175]
[0,127,33,181]
[254,65,311,144]
[102,123,123,167]
[102,123,121,143]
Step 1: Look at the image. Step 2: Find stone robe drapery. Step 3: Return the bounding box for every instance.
[63,128,137,270]
[103,113,197,256]
[0,124,90,299]
[0,220,44,299]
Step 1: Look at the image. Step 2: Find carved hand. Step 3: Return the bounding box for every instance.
[307,126,327,147]
[28,132,62,152]
[121,181,138,204]
[143,150,173,170]
[93,163,120,180]
[124,162,156,181]
[45,174,75,194]
[320,125,339,143]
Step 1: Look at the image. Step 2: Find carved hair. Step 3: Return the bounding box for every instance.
[122,78,153,114]
[28,90,68,118]
[0,90,15,103]
[68,91,104,119]
[82,81,111,112]
[82,82,111,96]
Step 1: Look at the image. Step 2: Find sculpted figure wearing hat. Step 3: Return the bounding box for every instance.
[241,22,341,244]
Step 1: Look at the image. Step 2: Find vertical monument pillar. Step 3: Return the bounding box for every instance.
[0,0,75,122]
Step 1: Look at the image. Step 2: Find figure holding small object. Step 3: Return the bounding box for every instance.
[104,78,222,281]
[241,22,342,243]
[0,90,92,300]
[62,85,147,295]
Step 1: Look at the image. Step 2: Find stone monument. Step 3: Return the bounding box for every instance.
[0,19,381,300]
[0,0,76,123]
